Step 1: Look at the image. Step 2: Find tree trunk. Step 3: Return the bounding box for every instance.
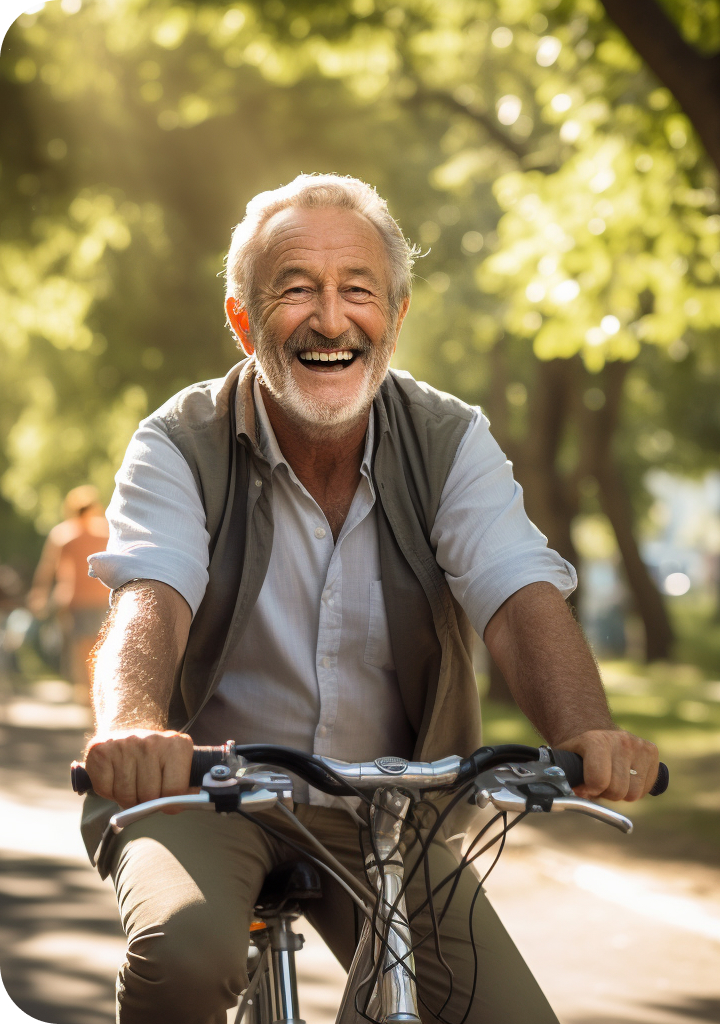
[600,0,720,175]
[515,357,581,578]
[578,361,674,661]
[486,355,582,704]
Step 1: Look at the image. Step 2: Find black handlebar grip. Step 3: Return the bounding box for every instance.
[550,749,669,796]
[189,746,230,787]
[649,760,669,796]
[71,761,92,795]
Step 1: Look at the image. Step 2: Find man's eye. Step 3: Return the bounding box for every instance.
[347,287,370,296]
[284,287,312,296]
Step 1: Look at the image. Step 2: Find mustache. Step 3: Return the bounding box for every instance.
[284,325,373,356]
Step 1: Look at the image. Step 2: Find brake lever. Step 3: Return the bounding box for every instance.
[549,796,633,833]
[473,784,633,834]
[110,792,213,833]
[109,786,281,835]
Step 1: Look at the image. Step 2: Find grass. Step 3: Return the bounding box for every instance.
[479,655,720,864]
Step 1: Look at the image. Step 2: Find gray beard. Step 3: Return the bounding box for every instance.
[253,322,395,435]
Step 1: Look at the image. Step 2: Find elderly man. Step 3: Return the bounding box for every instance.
[83,174,658,1024]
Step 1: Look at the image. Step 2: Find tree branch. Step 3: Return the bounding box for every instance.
[405,88,558,171]
[600,0,720,173]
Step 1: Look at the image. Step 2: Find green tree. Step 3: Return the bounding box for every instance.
[2,0,719,675]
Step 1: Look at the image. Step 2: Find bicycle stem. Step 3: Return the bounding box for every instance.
[365,788,421,1024]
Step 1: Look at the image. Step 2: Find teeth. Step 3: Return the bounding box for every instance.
[298,349,357,363]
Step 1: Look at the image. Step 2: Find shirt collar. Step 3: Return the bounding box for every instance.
[251,378,374,481]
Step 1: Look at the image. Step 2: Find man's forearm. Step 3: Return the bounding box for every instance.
[90,580,191,735]
[484,582,615,745]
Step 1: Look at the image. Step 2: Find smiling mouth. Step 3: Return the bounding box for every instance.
[296,349,360,371]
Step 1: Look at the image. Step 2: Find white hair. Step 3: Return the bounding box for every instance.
[224,173,420,315]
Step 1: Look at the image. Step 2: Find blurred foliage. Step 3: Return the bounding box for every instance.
[1,0,719,585]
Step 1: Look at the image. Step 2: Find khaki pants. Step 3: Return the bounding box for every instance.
[110,804,559,1024]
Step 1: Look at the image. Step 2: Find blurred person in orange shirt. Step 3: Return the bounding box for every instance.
[28,485,109,703]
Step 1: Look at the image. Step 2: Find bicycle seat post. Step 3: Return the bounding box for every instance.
[366,788,421,1024]
[247,860,321,1024]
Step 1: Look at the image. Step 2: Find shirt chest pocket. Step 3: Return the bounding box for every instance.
[364,580,396,672]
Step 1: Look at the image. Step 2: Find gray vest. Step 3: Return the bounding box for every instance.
[82,358,482,871]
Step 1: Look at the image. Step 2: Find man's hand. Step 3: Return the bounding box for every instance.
[557,728,659,802]
[85,729,194,809]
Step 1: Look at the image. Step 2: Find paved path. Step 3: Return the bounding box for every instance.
[1,682,719,1023]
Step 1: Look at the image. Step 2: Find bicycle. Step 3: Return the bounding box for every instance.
[71,743,669,1024]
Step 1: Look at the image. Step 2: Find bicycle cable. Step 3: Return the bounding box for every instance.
[353,784,479,1023]
[234,807,374,924]
[274,802,377,908]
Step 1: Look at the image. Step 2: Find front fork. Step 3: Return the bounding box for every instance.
[365,788,421,1024]
[244,916,305,1024]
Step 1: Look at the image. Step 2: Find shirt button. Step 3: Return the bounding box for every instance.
[314,526,326,539]
[321,656,331,669]
[322,589,331,601]
[254,479,262,488]
[317,725,328,738]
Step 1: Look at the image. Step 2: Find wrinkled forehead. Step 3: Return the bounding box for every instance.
[255,206,391,289]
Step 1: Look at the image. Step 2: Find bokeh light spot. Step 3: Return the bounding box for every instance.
[491,27,513,48]
[664,573,691,596]
[536,36,561,67]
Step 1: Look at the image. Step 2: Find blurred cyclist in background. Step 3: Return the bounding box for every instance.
[28,485,109,703]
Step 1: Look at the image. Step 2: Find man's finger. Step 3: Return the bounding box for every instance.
[623,742,659,802]
[570,733,613,799]
[135,739,164,805]
[85,744,116,802]
[159,733,194,798]
[598,740,633,801]
[111,743,140,809]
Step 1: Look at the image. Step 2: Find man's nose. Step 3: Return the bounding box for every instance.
[309,288,349,340]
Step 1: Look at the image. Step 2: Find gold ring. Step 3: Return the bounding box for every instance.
[629,769,638,776]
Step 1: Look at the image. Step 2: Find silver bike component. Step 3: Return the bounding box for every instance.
[109,788,279,835]
[268,918,305,1024]
[475,786,633,834]
[480,786,527,814]
[202,770,242,789]
[365,788,421,1024]
[235,768,295,810]
[550,796,633,833]
[205,767,294,811]
[110,792,213,832]
[319,754,462,790]
[237,788,280,812]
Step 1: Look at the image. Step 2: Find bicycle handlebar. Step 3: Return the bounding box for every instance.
[71,742,669,798]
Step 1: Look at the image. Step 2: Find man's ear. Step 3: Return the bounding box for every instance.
[390,296,411,355]
[225,297,254,356]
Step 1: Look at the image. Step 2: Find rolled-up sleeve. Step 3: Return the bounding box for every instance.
[431,409,577,636]
[88,421,210,616]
